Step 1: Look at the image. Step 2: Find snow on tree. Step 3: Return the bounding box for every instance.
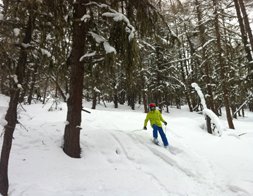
[191,83,223,136]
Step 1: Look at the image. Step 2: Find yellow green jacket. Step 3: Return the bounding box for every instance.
[144,110,166,128]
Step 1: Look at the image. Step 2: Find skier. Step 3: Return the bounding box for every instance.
[143,103,169,148]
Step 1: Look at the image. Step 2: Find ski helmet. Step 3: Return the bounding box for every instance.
[149,103,156,107]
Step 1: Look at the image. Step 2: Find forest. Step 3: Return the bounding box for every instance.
[0,0,253,195]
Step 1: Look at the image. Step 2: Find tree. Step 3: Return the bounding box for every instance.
[212,0,235,129]
[63,0,89,158]
[0,2,37,194]
[233,0,253,82]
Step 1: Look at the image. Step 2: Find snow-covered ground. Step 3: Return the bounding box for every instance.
[0,94,253,196]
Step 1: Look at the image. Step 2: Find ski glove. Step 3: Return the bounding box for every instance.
[143,126,147,130]
[164,121,167,125]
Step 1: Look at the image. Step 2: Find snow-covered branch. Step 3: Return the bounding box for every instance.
[79,31,116,62]
[86,2,135,41]
[191,83,223,136]
[79,51,96,62]
[89,32,116,54]
[233,92,253,116]
[191,83,207,109]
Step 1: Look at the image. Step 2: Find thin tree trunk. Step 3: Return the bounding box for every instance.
[54,74,58,98]
[237,0,253,52]
[20,67,30,103]
[232,105,237,119]
[195,0,216,133]
[128,91,135,110]
[242,107,245,117]
[233,0,253,77]
[91,90,97,109]
[63,0,88,158]
[27,63,39,104]
[143,91,148,113]
[42,77,49,104]
[0,12,35,196]
[237,0,253,79]
[178,49,193,112]
[51,77,67,102]
[213,0,235,129]
[113,85,118,108]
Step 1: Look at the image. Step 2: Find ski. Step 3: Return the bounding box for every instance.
[151,139,160,146]
[151,139,182,155]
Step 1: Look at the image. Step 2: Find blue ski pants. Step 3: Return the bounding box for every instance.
[152,124,169,146]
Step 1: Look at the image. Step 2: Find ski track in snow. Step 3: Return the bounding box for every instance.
[128,127,251,196]
[108,129,233,196]
[110,132,171,195]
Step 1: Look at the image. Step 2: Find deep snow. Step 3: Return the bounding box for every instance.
[0,94,253,196]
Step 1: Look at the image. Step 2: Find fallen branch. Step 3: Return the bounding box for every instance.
[82,108,91,113]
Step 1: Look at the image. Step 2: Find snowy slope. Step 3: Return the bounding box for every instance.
[0,94,253,196]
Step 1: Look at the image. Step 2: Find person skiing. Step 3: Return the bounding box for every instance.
[143,103,169,147]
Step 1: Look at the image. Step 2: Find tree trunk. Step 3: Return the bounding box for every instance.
[42,77,49,104]
[206,116,212,134]
[143,91,148,113]
[113,84,118,108]
[0,65,9,96]
[249,103,253,112]
[233,0,253,79]
[27,63,39,104]
[91,90,97,110]
[178,48,193,112]
[238,0,253,79]
[119,90,125,104]
[213,0,235,129]
[51,77,67,102]
[20,66,31,103]
[196,0,217,133]
[63,0,88,158]
[0,91,19,196]
[0,12,35,196]
[232,105,237,119]
[128,91,135,110]
[180,59,193,112]
[242,107,245,117]
[237,0,253,52]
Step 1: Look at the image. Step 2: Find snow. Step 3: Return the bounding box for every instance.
[21,43,31,48]
[79,51,96,62]
[102,12,135,41]
[89,32,116,54]
[41,48,51,58]
[81,14,90,22]
[94,87,101,93]
[192,83,223,135]
[13,28,20,37]
[89,32,105,44]
[17,84,22,89]
[103,41,116,54]
[0,94,253,196]
[12,74,18,83]
[86,2,135,41]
